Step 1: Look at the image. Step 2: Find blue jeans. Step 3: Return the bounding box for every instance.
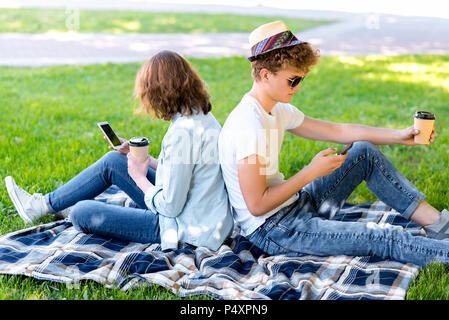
[248,141,449,267]
[45,151,160,244]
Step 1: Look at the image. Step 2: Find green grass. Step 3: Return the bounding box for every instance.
[0,275,214,300]
[406,262,449,300]
[0,8,333,34]
[0,54,449,299]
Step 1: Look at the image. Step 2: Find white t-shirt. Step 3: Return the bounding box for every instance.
[218,93,305,236]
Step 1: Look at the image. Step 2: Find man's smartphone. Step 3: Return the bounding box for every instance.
[337,142,354,155]
[97,121,122,149]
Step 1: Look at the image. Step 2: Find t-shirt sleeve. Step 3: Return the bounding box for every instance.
[282,104,305,130]
[234,125,266,161]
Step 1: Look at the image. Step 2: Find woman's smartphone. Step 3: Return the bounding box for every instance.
[337,142,354,155]
[97,121,122,149]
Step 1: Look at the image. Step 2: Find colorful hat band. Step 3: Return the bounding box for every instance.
[248,30,303,62]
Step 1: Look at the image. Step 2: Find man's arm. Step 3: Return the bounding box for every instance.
[238,155,312,216]
[238,149,347,216]
[288,116,411,145]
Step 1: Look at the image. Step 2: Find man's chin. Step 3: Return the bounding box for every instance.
[281,95,294,103]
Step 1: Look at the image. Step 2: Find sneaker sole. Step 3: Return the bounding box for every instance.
[4,176,33,224]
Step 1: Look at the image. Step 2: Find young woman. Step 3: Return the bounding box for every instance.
[218,21,449,267]
[5,50,233,251]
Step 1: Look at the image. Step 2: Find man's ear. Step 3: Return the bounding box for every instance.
[259,68,269,82]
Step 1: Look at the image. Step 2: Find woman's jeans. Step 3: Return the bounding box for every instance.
[248,141,449,267]
[44,151,160,244]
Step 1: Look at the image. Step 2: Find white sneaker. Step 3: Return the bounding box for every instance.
[4,176,47,224]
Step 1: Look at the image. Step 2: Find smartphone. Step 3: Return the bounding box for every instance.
[337,142,354,155]
[97,121,122,149]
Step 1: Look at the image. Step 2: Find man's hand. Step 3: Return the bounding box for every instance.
[304,148,348,180]
[398,125,436,146]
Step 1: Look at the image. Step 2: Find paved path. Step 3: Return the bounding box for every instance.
[0,32,250,67]
[1,2,449,66]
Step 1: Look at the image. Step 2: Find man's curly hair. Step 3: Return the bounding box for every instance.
[134,50,212,121]
[251,43,320,81]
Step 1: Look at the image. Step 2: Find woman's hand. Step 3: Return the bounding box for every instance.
[105,136,130,154]
[304,148,348,180]
[127,153,152,193]
[398,125,436,146]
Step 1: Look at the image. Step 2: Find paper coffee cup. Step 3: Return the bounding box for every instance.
[414,111,435,144]
[129,137,149,162]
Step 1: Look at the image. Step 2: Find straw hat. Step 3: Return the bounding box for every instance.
[248,20,303,62]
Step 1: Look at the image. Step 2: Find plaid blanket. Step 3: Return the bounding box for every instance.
[0,186,422,300]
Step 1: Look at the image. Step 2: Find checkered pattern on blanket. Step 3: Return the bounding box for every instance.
[0,186,421,300]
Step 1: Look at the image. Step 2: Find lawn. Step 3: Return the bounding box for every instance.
[0,54,448,299]
[0,8,333,34]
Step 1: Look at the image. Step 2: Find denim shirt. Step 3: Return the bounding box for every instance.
[144,111,234,251]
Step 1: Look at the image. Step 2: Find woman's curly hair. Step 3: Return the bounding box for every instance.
[134,50,212,120]
[251,42,321,80]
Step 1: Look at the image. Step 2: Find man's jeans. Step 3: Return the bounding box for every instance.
[248,141,449,267]
[45,151,160,244]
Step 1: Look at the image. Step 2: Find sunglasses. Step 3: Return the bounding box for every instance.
[286,76,305,88]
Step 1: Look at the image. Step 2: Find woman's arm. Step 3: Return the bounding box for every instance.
[148,156,158,170]
[127,154,153,193]
[238,149,347,216]
[147,162,193,218]
[143,129,195,218]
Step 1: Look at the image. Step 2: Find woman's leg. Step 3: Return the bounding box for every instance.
[303,141,427,222]
[46,151,156,213]
[70,200,160,244]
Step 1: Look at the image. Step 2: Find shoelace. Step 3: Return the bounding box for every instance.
[15,184,42,201]
[14,184,32,198]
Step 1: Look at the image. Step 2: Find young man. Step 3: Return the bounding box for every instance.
[218,21,449,267]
